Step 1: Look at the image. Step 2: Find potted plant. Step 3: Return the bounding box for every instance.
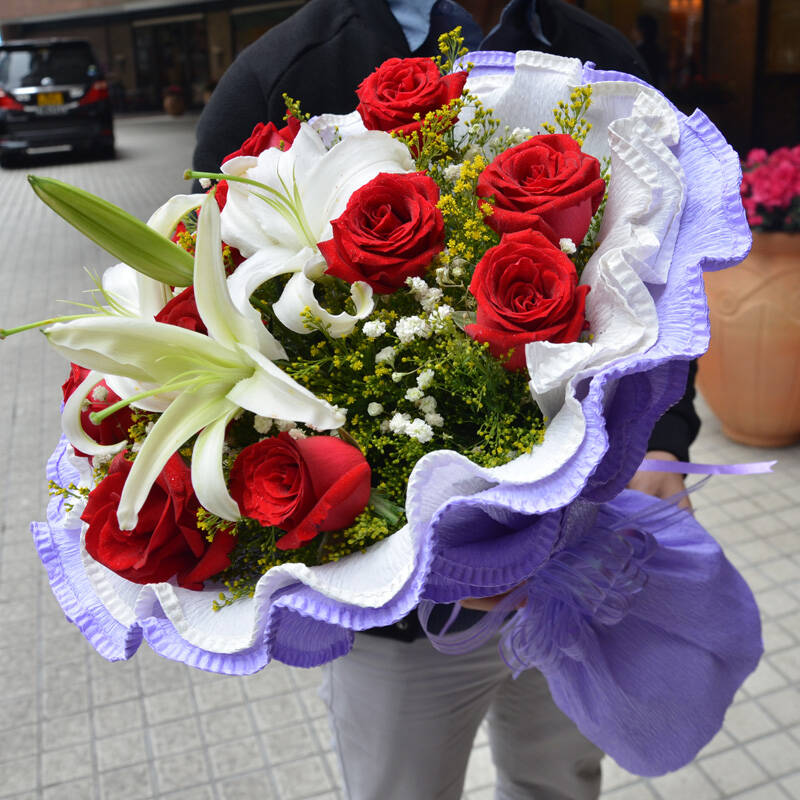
[698,145,800,446]
[162,85,185,116]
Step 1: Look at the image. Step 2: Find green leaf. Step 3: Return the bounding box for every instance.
[28,175,194,286]
[450,310,477,330]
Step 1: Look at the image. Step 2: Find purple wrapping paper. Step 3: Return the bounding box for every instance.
[31,50,761,775]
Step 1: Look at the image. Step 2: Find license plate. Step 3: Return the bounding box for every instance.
[27,144,72,155]
[37,92,64,106]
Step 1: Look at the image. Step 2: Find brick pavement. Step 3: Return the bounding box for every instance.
[0,114,798,800]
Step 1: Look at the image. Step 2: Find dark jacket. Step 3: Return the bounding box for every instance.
[192,0,651,178]
[192,0,698,642]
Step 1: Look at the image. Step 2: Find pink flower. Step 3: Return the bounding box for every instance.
[740,145,800,232]
[745,148,767,167]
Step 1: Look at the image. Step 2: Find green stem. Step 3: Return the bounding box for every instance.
[88,376,208,424]
[369,490,404,527]
[185,169,318,250]
[1,314,93,339]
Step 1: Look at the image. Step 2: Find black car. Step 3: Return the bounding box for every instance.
[0,38,115,166]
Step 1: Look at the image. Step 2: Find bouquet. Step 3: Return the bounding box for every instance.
[740,144,800,231]
[4,34,762,776]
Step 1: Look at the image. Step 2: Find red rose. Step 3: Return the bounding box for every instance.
[465,229,590,371]
[319,172,444,294]
[82,452,236,589]
[222,114,301,163]
[62,364,135,457]
[356,57,467,141]
[214,115,302,211]
[477,134,606,245]
[229,433,371,550]
[154,286,207,335]
[213,180,229,211]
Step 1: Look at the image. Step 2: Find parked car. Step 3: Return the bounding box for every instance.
[0,38,115,166]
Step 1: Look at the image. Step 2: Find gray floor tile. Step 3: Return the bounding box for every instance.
[98,763,153,800]
[218,772,276,800]
[781,771,800,799]
[601,782,658,799]
[198,704,255,743]
[648,762,721,800]
[772,648,800,683]
[153,749,210,793]
[0,723,39,762]
[0,755,38,798]
[43,777,94,800]
[41,742,94,786]
[207,735,265,779]
[143,688,195,726]
[94,729,149,772]
[262,722,319,765]
[149,717,203,758]
[700,749,769,795]
[729,784,790,800]
[160,787,215,800]
[192,678,244,713]
[724,699,780,742]
[250,693,306,732]
[272,756,333,800]
[759,687,800,727]
[42,711,92,750]
[745,732,800,778]
[92,699,144,738]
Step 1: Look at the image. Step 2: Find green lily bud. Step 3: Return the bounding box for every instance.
[28,175,194,286]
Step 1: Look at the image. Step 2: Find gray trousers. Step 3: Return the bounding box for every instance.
[320,632,603,800]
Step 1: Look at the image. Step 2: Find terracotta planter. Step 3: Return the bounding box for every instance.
[163,94,185,117]
[698,231,800,447]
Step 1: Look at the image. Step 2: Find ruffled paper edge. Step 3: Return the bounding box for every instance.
[32,52,751,670]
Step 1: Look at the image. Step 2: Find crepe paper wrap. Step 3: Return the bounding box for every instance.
[420,490,762,776]
[32,50,760,775]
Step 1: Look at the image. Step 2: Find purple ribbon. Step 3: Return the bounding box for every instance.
[638,459,776,475]
[421,459,774,670]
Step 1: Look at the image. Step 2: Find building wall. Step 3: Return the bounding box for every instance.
[1,0,191,23]
[704,0,759,153]
[1,1,306,112]
[206,10,232,83]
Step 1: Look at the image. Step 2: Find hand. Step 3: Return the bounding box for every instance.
[627,450,692,510]
[459,589,517,612]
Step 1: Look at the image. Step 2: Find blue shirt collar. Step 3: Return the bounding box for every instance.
[386,0,551,53]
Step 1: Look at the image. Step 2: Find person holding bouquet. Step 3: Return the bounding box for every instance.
[190,2,701,798]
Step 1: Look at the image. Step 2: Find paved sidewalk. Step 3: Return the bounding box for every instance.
[0,115,798,800]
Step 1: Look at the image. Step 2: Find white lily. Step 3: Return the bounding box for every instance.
[217,123,414,336]
[100,193,207,412]
[45,195,345,531]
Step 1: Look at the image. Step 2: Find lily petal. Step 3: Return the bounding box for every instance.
[227,246,319,321]
[301,130,414,238]
[99,262,172,321]
[194,194,281,356]
[221,124,413,259]
[273,272,374,338]
[192,404,241,522]
[117,388,234,530]
[45,317,246,386]
[146,193,205,238]
[62,370,127,456]
[230,343,346,430]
